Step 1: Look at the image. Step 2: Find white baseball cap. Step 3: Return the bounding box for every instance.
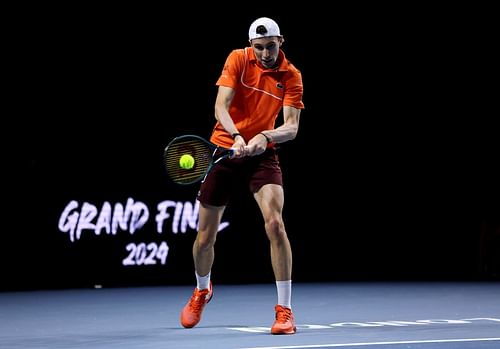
[248,17,281,40]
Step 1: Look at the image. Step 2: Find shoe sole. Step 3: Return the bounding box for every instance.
[271,326,296,335]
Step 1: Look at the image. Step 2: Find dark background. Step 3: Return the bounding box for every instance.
[5,5,498,291]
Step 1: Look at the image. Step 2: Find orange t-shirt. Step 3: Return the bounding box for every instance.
[210,47,304,148]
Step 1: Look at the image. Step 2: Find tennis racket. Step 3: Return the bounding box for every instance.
[163,134,235,185]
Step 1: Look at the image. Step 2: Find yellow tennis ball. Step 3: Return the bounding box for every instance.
[179,154,195,169]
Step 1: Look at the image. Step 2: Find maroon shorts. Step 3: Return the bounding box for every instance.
[197,148,283,207]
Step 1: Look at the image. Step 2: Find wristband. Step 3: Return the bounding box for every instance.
[231,133,241,139]
[259,132,271,143]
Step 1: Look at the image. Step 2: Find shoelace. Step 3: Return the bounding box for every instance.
[189,290,208,311]
[276,308,292,322]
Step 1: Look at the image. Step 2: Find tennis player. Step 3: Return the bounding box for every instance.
[180,17,304,335]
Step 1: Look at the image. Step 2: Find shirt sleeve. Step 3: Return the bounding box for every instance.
[283,67,305,109]
[216,49,244,88]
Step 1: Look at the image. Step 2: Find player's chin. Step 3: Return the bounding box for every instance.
[262,61,274,68]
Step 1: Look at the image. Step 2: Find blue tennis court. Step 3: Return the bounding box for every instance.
[1,282,499,349]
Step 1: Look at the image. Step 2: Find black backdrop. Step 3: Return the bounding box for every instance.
[5,6,498,291]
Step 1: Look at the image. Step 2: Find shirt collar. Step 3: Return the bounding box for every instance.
[247,47,288,72]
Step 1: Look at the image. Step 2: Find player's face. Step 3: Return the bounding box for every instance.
[250,37,282,69]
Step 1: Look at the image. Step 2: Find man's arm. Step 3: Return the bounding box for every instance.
[261,106,301,144]
[214,85,246,157]
[245,106,301,156]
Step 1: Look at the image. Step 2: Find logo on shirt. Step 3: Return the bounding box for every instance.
[276,83,283,89]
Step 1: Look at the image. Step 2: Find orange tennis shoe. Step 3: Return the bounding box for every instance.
[180,282,213,328]
[271,304,296,335]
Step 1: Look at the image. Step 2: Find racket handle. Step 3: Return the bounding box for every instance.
[228,148,236,158]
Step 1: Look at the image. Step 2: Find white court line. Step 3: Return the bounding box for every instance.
[240,337,500,349]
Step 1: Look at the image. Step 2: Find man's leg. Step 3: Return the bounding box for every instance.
[254,184,296,335]
[180,203,225,328]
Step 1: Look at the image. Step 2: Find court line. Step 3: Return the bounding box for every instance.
[240,337,500,349]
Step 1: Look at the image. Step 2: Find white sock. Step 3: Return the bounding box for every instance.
[276,280,292,309]
[196,271,211,290]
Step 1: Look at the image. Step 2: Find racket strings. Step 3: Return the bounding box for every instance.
[164,139,212,184]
